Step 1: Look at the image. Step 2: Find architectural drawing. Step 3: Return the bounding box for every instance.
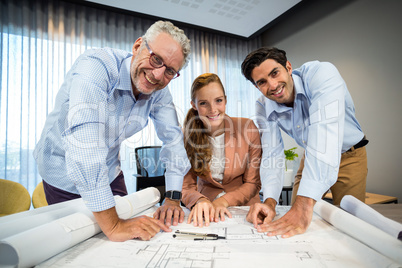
[36,206,401,268]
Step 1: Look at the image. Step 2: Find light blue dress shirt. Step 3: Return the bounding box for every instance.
[256,61,364,202]
[33,48,190,212]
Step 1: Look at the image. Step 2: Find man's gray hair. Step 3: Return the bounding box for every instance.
[143,20,191,69]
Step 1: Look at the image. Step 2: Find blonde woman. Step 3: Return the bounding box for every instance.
[182,73,262,227]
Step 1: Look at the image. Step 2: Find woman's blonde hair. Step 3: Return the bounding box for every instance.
[183,73,225,176]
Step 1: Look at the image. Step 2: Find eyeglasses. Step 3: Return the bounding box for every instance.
[144,41,180,79]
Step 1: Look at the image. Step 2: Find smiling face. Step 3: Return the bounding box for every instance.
[191,82,227,135]
[130,32,184,98]
[251,59,295,106]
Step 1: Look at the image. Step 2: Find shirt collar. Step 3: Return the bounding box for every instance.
[116,56,133,92]
[292,73,308,99]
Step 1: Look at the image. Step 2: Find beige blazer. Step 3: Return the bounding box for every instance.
[182,116,262,209]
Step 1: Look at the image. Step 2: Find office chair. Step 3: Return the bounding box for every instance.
[0,178,31,217]
[133,146,166,204]
[32,181,48,208]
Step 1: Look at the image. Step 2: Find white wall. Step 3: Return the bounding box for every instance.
[261,0,402,201]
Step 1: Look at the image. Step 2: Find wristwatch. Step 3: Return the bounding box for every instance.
[164,190,182,200]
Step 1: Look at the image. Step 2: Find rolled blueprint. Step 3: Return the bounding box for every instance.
[340,195,402,240]
[0,187,160,268]
[314,200,402,264]
[0,198,89,240]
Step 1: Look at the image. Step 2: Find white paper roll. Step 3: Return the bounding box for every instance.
[0,187,160,268]
[0,198,89,240]
[314,200,402,264]
[340,195,402,239]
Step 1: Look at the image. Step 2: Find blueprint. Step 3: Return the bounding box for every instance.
[36,206,401,268]
[0,188,161,268]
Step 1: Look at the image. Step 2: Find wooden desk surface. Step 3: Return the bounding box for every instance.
[369,203,402,224]
[324,192,398,205]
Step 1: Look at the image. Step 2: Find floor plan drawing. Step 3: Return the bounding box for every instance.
[128,240,324,268]
[36,206,401,268]
[136,243,230,268]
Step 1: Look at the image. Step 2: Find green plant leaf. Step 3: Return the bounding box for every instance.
[284,147,298,171]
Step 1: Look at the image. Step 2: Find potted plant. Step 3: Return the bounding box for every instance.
[284,147,298,187]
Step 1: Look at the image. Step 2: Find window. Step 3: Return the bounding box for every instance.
[0,0,261,196]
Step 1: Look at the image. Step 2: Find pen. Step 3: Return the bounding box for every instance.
[194,236,220,241]
[173,230,226,240]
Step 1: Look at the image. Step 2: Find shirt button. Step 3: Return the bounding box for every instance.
[303,140,306,144]
[297,125,300,128]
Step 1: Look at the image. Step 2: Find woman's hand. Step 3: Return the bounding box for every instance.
[187,198,215,227]
[212,197,232,222]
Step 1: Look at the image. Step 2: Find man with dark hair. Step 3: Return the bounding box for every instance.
[241,47,368,238]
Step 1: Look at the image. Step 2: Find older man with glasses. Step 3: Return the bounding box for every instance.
[33,21,191,242]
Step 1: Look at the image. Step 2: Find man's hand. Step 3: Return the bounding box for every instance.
[93,207,170,242]
[257,196,316,238]
[246,197,277,227]
[153,198,185,227]
[188,198,215,227]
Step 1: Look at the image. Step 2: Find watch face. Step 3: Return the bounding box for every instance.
[165,191,182,200]
[172,191,181,199]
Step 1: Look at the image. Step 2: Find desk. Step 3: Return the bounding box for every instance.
[35,205,401,267]
[369,203,402,224]
[2,189,400,267]
[324,192,398,204]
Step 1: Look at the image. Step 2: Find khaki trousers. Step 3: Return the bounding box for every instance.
[291,146,368,206]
